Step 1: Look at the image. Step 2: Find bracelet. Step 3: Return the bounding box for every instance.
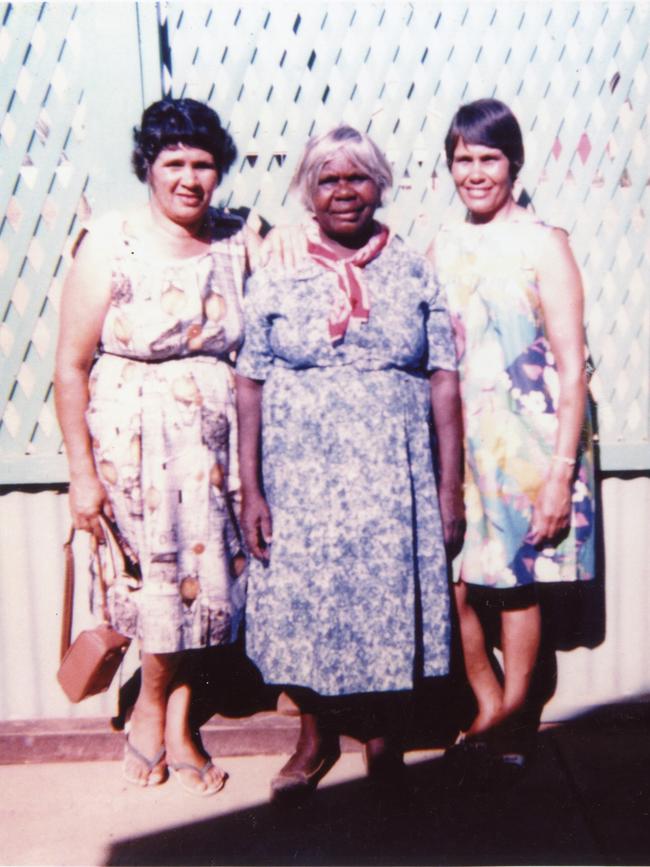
[551,454,577,466]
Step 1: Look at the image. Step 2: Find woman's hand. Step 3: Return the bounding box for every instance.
[527,470,572,546]
[69,472,113,540]
[256,225,306,271]
[241,489,273,562]
[438,483,466,560]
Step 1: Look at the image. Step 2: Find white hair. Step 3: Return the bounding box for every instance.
[290,125,393,211]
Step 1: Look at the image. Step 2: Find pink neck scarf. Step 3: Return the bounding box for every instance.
[306,221,390,345]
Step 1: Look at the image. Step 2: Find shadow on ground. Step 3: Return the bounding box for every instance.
[106,699,650,867]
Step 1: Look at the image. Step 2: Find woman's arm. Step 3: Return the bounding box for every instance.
[528,227,588,545]
[54,231,113,536]
[242,224,263,274]
[430,369,465,558]
[235,374,272,561]
[423,241,465,556]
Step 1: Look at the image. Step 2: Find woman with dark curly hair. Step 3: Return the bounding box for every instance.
[55,98,260,796]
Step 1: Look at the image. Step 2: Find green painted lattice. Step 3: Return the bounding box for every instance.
[0,1,159,482]
[0,1,648,481]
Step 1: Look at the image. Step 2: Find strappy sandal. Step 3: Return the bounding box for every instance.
[169,759,228,797]
[123,736,167,787]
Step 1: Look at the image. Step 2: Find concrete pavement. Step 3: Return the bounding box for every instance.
[2,701,650,866]
[0,751,374,866]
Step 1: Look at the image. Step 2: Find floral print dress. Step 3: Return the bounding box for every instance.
[86,209,247,653]
[433,219,596,589]
[236,237,457,696]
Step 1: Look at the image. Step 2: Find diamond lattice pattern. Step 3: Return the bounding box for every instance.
[1,2,648,478]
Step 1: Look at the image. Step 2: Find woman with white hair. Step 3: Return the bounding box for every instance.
[236,126,465,802]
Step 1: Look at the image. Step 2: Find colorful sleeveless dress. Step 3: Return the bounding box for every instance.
[85,209,247,652]
[433,219,595,589]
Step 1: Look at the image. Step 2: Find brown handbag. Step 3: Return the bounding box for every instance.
[57,518,132,703]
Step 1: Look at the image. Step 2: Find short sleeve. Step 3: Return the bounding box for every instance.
[236,271,275,381]
[425,262,457,373]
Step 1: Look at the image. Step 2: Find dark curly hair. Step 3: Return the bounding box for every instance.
[444,98,524,181]
[132,98,238,182]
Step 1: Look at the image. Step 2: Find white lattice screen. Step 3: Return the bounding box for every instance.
[0,1,157,482]
[1,1,648,480]
[0,2,86,481]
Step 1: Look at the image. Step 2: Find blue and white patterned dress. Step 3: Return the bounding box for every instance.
[237,237,457,696]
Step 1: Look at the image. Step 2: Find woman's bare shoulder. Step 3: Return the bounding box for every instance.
[532,221,572,258]
[74,208,128,248]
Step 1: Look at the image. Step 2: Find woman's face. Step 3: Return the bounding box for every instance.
[451,137,513,223]
[311,152,380,247]
[148,144,219,228]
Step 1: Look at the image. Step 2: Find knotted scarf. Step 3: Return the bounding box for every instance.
[306,221,390,345]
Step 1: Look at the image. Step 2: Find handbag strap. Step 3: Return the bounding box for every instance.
[96,515,129,587]
[60,526,76,661]
[59,518,126,661]
[93,526,111,627]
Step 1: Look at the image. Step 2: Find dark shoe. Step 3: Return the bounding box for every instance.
[489,751,528,788]
[445,737,530,791]
[444,735,490,765]
[270,747,340,804]
[443,735,492,788]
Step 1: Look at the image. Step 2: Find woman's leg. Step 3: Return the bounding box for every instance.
[279,711,340,776]
[499,602,542,738]
[358,692,406,781]
[271,690,340,799]
[364,735,405,782]
[124,651,180,785]
[165,678,226,793]
[453,581,504,737]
